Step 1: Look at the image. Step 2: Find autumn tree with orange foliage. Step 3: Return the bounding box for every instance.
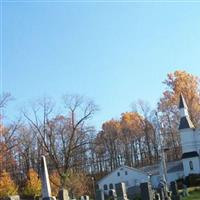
[120,112,143,166]
[50,171,61,196]
[65,171,91,198]
[23,168,41,197]
[120,111,156,166]
[49,170,92,198]
[100,120,121,170]
[92,110,157,171]
[0,170,18,197]
[158,70,200,160]
[0,93,18,173]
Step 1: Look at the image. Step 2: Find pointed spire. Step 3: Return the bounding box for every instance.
[178,94,195,130]
[179,93,188,109]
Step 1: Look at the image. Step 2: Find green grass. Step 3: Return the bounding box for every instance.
[182,188,200,200]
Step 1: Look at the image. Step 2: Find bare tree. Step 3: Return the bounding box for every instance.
[0,93,12,109]
[23,95,98,187]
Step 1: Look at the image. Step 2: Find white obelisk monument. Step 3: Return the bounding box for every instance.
[41,155,53,200]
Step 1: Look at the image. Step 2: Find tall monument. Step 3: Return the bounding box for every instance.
[41,155,53,200]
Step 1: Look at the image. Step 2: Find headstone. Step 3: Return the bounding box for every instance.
[58,189,70,200]
[140,182,153,200]
[155,193,160,200]
[158,188,165,200]
[95,189,105,200]
[84,195,89,200]
[182,184,188,197]
[108,189,117,200]
[170,182,178,196]
[115,182,128,200]
[127,186,140,199]
[81,196,89,200]
[6,196,20,200]
[170,182,180,200]
[41,155,55,200]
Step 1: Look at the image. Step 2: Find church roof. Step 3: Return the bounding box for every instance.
[178,94,195,130]
[179,116,195,130]
[182,151,199,159]
[179,94,188,109]
[141,160,183,175]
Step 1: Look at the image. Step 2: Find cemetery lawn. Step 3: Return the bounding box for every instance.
[183,188,200,200]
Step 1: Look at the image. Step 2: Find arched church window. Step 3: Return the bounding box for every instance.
[189,160,194,170]
[104,184,108,190]
[109,183,113,189]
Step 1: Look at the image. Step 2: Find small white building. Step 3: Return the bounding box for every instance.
[98,165,149,193]
[98,94,200,190]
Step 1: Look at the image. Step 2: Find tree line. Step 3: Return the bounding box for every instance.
[0,70,200,197]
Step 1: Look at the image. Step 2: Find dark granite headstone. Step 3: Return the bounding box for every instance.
[170,182,178,196]
[108,189,117,200]
[115,182,128,200]
[155,193,160,200]
[127,186,140,199]
[95,189,104,200]
[58,189,70,200]
[140,182,153,200]
[170,181,180,200]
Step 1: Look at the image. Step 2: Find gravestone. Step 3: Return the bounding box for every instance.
[182,184,188,197]
[127,186,140,199]
[5,196,20,200]
[157,188,165,200]
[115,182,128,200]
[58,189,70,200]
[95,189,105,200]
[170,182,180,200]
[108,189,117,200]
[84,195,89,200]
[41,155,56,200]
[140,182,153,200]
[155,192,160,200]
[80,195,89,200]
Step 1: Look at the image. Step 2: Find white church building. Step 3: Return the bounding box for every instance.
[98,94,200,190]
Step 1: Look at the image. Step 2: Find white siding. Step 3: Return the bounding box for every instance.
[183,157,200,176]
[98,166,149,191]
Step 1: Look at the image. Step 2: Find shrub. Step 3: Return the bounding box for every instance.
[0,170,18,197]
[49,170,61,196]
[185,174,200,187]
[23,168,41,197]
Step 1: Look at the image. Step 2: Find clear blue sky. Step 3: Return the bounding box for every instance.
[2,1,200,130]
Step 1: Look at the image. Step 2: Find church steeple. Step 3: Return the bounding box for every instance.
[179,94,195,130]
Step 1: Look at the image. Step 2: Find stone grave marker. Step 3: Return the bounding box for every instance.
[80,195,89,200]
[170,181,180,200]
[115,182,128,200]
[58,189,70,200]
[157,188,165,200]
[108,189,117,200]
[155,192,160,200]
[140,182,153,200]
[127,185,140,199]
[5,195,20,200]
[41,155,56,200]
[95,189,105,200]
